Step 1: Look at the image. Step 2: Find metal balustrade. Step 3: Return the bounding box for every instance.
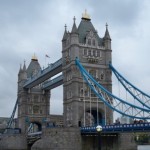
[81,123,150,135]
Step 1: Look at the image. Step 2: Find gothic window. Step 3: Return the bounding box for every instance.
[93,50,96,57]
[88,39,91,45]
[33,105,39,114]
[85,90,88,97]
[88,49,92,56]
[83,49,87,56]
[67,90,72,98]
[27,97,30,102]
[34,95,39,103]
[80,88,84,96]
[40,110,43,114]
[97,51,101,57]
[100,73,105,80]
[42,98,45,102]
[92,39,95,46]
[28,106,32,114]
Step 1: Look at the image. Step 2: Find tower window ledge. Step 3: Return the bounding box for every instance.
[87,57,99,63]
[97,46,105,49]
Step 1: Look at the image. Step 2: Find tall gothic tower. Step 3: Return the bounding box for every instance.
[62,11,113,127]
[17,55,50,133]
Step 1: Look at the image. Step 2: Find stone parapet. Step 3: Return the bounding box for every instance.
[0,134,27,150]
[31,127,81,150]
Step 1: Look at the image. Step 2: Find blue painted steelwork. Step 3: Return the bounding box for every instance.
[7,99,18,128]
[109,63,150,109]
[75,58,150,119]
[81,123,150,134]
[42,74,63,90]
[23,58,62,88]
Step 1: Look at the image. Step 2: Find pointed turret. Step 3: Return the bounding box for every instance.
[23,60,26,71]
[18,60,27,85]
[78,10,103,46]
[18,64,22,74]
[70,16,79,45]
[82,9,91,21]
[104,23,111,50]
[104,23,111,40]
[62,24,68,41]
[71,16,78,34]
[26,54,41,78]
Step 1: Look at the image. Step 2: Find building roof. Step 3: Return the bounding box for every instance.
[26,57,41,78]
[77,18,103,46]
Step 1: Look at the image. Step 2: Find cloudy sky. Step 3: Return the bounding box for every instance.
[0,0,150,120]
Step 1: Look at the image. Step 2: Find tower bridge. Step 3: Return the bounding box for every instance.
[0,11,150,150]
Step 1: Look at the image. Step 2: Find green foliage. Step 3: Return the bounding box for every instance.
[134,133,149,144]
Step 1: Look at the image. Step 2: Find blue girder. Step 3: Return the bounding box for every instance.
[81,123,150,134]
[7,98,18,128]
[109,63,150,109]
[75,58,150,119]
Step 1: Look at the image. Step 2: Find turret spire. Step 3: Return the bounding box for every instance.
[23,60,26,71]
[19,64,22,73]
[32,53,38,61]
[71,16,78,33]
[62,24,68,41]
[104,23,111,40]
[82,9,91,20]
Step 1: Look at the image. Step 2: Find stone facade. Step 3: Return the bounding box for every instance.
[0,134,27,150]
[31,127,81,150]
[62,11,113,127]
[17,57,50,133]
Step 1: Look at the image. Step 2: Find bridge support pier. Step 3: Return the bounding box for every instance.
[118,133,137,150]
[31,127,81,150]
[0,134,27,150]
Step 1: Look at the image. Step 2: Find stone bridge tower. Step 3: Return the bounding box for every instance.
[62,11,113,127]
[17,55,50,133]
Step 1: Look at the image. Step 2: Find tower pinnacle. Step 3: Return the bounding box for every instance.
[32,53,38,61]
[104,23,111,40]
[82,9,91,20]
[71,16,78,33]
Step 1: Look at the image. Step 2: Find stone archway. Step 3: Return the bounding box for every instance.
[28,121,42,133]
[79,109,103,127]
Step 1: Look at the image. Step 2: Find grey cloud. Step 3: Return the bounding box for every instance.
[0,0,150,119]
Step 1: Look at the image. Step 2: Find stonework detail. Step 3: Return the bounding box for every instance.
[62,14,112,127]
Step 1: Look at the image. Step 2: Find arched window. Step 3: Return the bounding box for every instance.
[33,105,39,114]
[100,73,104,80]
[92,39,95,46]
[88,49,92,56]
[83,49,87,56]
[88,39,91,45]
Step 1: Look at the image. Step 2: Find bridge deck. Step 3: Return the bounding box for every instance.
[81,123,150,135]
[42,74,63,90]
[23,58,62,89]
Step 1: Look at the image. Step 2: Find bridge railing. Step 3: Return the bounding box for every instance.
[81,123,150,133]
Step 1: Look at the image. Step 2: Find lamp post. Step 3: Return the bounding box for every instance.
[96,125,102,150]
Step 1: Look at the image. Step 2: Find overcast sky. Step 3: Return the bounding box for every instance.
[0,0,150,120]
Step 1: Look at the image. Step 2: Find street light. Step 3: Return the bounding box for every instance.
[96,125,102,150]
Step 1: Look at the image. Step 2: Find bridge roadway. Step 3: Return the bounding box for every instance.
[42,74,63,90]
[23,58,62,89]
[81,122,150,135]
